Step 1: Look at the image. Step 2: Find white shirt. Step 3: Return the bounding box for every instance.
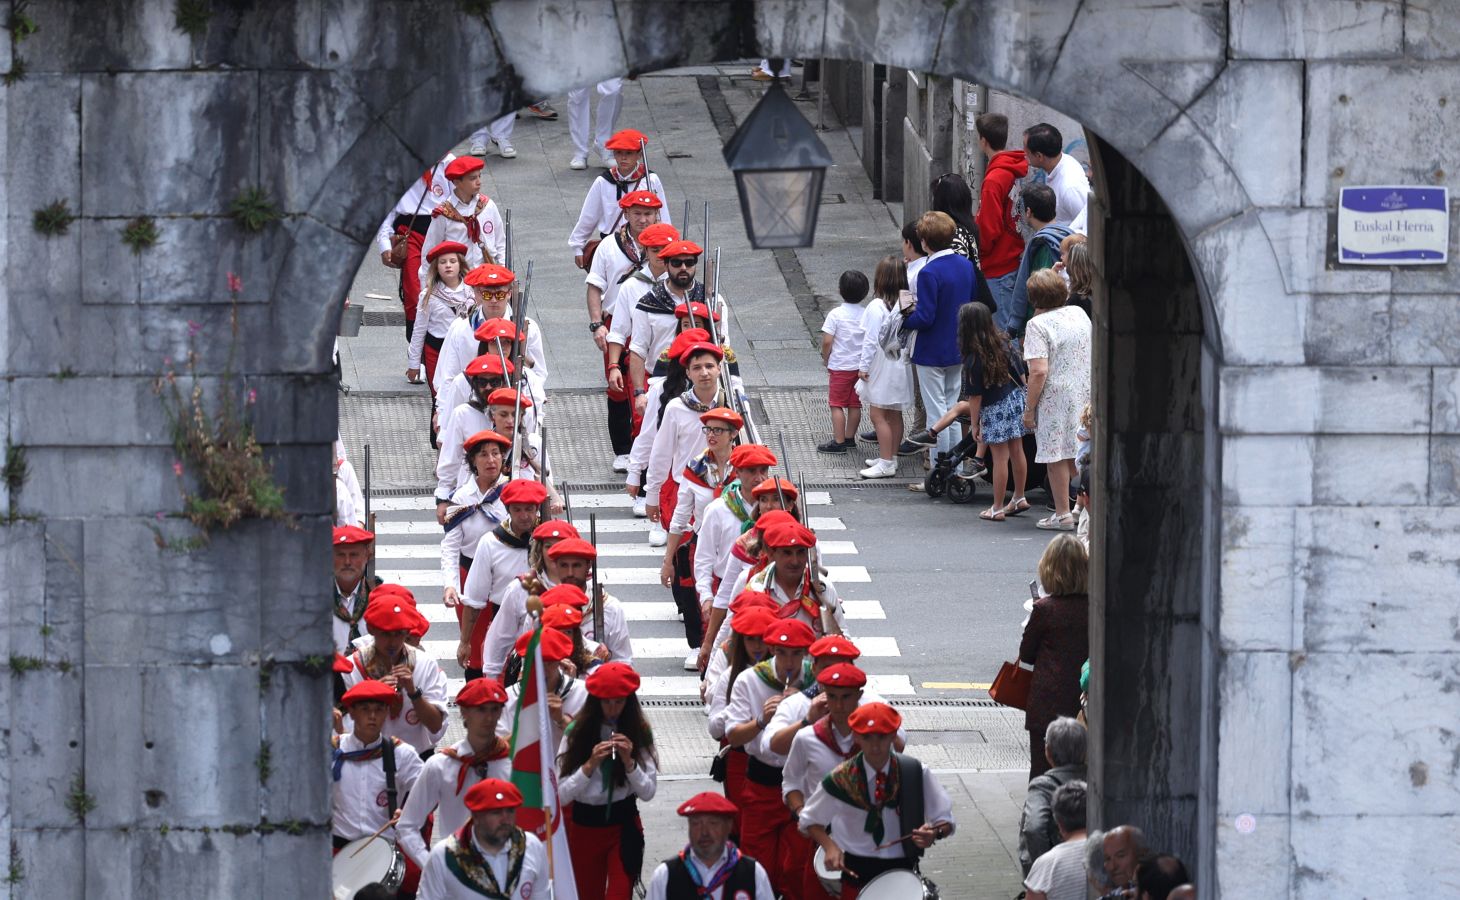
[375,157,457,253]
[726,661,811,766]
[1046,154,1091,228]
[645,846,773,900]
[417,828,546,900]
[331,733,424,841]
[569,171,670,252]
[398,737,513,868]
[799,756,956,858]
[904,256,928,301]
[435,368,543,434]
[704,662,737,740]
[822,304,867,371]
[782,719,858,803]
[669,455,731,536]
[1023,837,1088,900]
[432,306,549,406]
[496,677,589,751]
[712,543,756,611]
[617,275,670,355]
[461,531,531,611]
[435,402,492,501]
[857,300,894,373]
[771,692,905,800]
[479,571,554,680]
[440,477,508,587]
[587,229,647,321]
[625,377,668,486]
[558,731,659,806]
[643,383,742,500]
[334,442,366,528]
[341,646,452,752]
[743,564,847,639]
[408,279,475,367]
[417,192,507,289]
[693,496,750,607]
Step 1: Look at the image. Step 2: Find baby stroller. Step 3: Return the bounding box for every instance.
[923,431,981,504]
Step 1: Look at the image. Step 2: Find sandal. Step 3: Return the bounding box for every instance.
[1036,512,1076,531]
[979,507,1006,521]
[1006,497,1031,516]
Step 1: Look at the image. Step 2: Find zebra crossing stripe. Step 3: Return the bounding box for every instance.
[378,565,873,588]
[370,515,847,534]
[374,540,861,560]
[442,673,916,699]
[422,635,899,661]
[416,599,889,623]
[372,492,833,512]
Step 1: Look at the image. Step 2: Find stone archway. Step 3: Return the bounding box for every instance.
[8,2,1456,897]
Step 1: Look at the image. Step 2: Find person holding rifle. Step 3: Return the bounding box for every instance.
[458,480,546,680]
[742,520,847,640]
[439,430,512,627]
[624,243,725,423]
[434,265,547,423]
[693,444,778,671]
[571,129,671,270]
[375,154,455,349]
[434,354,515,513]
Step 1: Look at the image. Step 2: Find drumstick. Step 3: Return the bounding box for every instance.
[874,821,949,850]
[349,811,401,857]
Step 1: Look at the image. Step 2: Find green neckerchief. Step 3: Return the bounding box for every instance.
[821,752,900,844]
[721,479,753,532]
[750,657,813,691]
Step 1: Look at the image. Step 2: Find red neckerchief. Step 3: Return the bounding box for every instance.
[439,738,512,794]
[812,717,856,760]
[772,568,820,621]
[433,194,489,246]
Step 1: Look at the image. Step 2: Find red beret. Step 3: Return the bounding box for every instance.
[486,387,533,409]
[674,301,720,322]
[849,702,902,735]
[540,583,590,609]
[659,240,704,259]
[333,525,374,546]
[677,792,738,817]
[474,318,519,343]
[465,430,512,454]
[751,478,798,500]
[731,607,775,637]
[809,635,861,661]
[463,778,523,812]
[500,480,548,507]
[341,679,397,706]
[426,240,468,262]
[407,607,431,639]
[618,189,663,210]
[371,584,416,604]
[818,663,867,689]
[464,264,516,288]
[604,129,648,151]
[666,329,711,363]
[729,444,777,469]
[586,662,641,699]
[444,157,484,180]
[762,618,816,648]
[541,605,583,630]
[638,223,680,248]
[332,653,354,674]
[364,597,416,632]
[456,678,508,707]
[678,341,723,366]
[532,520,581,541]
[545,538,597,561]
[729,590,776,614]
[699,407,743,430]
[763,521,816,549]
[464,354,514,378]
[516,627,574,662]
[754,510,797,533]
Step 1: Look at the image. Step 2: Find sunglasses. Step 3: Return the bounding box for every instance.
[665,257,698,268]
[701,425,736,435]
[483,288,513,299]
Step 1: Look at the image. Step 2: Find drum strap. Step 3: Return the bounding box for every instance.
[893,753,925,861]
[383,740,399,818]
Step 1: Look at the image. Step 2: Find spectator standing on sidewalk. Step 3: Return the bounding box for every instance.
[1022,269,1091,530]
[931,172,997,312]
[818,270,868,454]
[567,78,625,170]
[900,221,932,453]
[1023,122,1090,228]
[1019,717,1088,874]
[1005,184,1073,339]
[974,113,1029,315]
[1059,236,1095,318]
[1019,535,1090,778]
[856,255,912,479]
[904,212,976,469]
[1023,780,1091,900]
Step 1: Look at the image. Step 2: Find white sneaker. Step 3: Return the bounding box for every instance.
[648,524,667,547]
[683,650,700,671]
[860,459,897,479]
[632,495,648,518]
[569,155,587,170]
[495,140,517,159]
[611,454,631,473]
[469,141,488,156]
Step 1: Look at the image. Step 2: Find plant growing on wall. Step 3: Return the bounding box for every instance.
[230,187,280,234]
[33,201,75,236]
[174,0,211,37]
[4,0,37,85]
[121,216,161,254]
[154,273,291,535]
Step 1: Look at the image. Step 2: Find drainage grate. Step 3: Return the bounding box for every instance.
[664,151,694,159]
[822,193,846,204]
[363,311,407,327]
[642,698,707,709]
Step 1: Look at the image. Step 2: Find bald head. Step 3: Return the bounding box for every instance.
[1103,825,1148,886]
[1168,886,1196,900]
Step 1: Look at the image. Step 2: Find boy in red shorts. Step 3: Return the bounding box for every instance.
[818,271,868,453]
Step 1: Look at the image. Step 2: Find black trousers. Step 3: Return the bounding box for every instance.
[672,541,701,647]
[607,395,634,455]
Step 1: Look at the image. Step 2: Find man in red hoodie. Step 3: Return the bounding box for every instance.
[974,113,1030,317]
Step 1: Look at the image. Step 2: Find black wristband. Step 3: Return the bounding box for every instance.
[407,689,423,700]
[589,321,605,333]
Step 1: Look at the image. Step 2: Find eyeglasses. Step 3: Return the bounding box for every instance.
[665,257,698,269]
[701,425,735,435]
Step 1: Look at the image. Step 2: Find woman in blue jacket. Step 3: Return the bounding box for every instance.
[904,212,977,463]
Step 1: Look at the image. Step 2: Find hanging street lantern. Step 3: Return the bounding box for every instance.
[722,81,835,249]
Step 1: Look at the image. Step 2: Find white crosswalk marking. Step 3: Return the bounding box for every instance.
[379,564,872,588]
[422,635,900,661]
[371,515,846,535]
[418,599,888,623]
[375,540,860,560]
[441,673,917,700]
[372,492,833,511]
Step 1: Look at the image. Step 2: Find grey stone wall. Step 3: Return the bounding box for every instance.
[4,1,1459,896]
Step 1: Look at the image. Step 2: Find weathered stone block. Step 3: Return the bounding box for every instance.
[1313,434,1429,505]
[1231,0,1403,59]
[488,0,625,95]
[81,72,259,218]
[1107,333,1204,433]
[23,0,192,71]
[1390,295,1460,365]
[1391,202,1460,295]
[754,0,831,63]
[1296,507,1460,651]
[1304,293,1390,364]
[1108,432,1205,491]
[1221,366,1431,435]
[8,668,84,828]
[1187,61,1303,208]
[4,521,48,658]
[260,665,332,823]
[247,375,339,445]
[1432,367,1460,432]
[5,76,82,222]
[1217,651,1291,814]
[4,279,146,377]
[82,520,263,665]
[1258,207,1393,296]
[9,376,171,447]
[262,444,335,518]
[1214,814,1292,898]
[1294,651,1460,817]
[16,447,182,518]
[1104,487,1205,619]
[1291,812,1460,898]
[258,218,366,375]
[10,826,85,900]
[616,1,741,76]
[280,117,412,246]
[1406,0,1460,59]
[1221,435,1313,507]
[1189,211,1305,365]
[85,829,265,900]
[1219,507,1298,651]
[261,830,333,899]
[143,665,263,826]
[131,218,287,307]
[1432,436,1460,505]
[1135,113,1249,237]
[821,0,954,74]
[1304,63,1460,208]
[933,0,1080,97]
[40,518,87,663]
[258,516,335,660]
[79,665,143,829]
[191,0,325,70]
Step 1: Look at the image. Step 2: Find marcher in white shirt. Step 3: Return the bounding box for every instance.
[567,78,625,170]
[375,154,455,349]
[436,337,542,453]
[459,481,543,677]
[704,606,774,738]
[571,128,671,264]
[692,445,776,670]
[331,525,378,654]
[740,519,848,639]
[416,778,547,900]
[340,597,450,753]
[398,679,514,869]
[432,264,548,413]
[627,269,725,412]
[624,326,713,545]
[496,628,589,752]
[766,637,900,759]
[440,430,511,617]
[1023,122,1090,228]
[478,524,577,681]
[707,494,800,628]
[333,441,366,528]
[662,407,741,651]
[645,792,774,900]
[407,241,474,390]
[435,356,512,505]
[558,663,659,900]
[801,703,957,898]
[417,157,506,289]
[612,224,676,391]
[331,680,425,845]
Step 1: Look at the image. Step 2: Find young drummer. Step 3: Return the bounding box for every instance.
[398,678,513,870]
[559,662,659,900]
[408,240,473,391]
[645,793,774,900]
[342,595,451,753]
[416,779,547,900]
[332,679,425,849]
[440,430,512,622]
[694,444,777,670]
[418,157,505,290]
[801,703,956,899]
[459,480,545,677]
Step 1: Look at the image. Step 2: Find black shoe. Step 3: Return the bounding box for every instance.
[896,440,923,456]
[858,430,877,442]
[906,429,936,447]
[817,438,849,453]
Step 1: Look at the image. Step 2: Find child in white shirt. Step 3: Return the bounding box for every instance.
[818,270,869,453]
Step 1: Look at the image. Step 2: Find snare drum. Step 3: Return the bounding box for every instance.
[332,837,405,900]
[858,868,930,900]
[812,845,842,896]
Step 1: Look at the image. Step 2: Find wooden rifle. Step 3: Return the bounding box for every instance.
[590,513,605,638]
[703,246,757,443]
[503,207,513,271]
[508,260,533,480]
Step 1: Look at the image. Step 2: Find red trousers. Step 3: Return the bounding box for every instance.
[399,230,426,324]
[466,601,498,671]
[723,747,748,840]
[795,831,836,900]
[739,780,799,899]
[422,341,441,399]
[603,314,631,403]
[565,816,639,900]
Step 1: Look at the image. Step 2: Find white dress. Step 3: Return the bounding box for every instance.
[1023,305,1092,463]
[856,299,913,410]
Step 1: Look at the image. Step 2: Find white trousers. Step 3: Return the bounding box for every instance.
[757,59,793,77]
[470,113,516,145]
[567,79,624,155]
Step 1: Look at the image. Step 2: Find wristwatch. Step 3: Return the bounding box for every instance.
[407,688,423,700]
[589,321,605,333]
[633,388,647,397]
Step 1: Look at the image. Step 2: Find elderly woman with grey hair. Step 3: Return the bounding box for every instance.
[1019,716,1089,874]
